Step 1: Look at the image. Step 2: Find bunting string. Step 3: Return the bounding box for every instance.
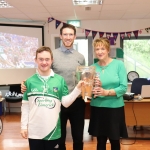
[47,17,150,41]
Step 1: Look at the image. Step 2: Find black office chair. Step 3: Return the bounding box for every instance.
[131,78,150,95]
[4,84,22,114]
[130,78,150,130]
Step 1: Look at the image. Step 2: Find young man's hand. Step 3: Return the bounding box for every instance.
[76,80,84,90]
[20,129,28,139]
[21,80,27,93]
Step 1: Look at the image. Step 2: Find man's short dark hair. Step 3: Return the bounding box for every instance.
[60,24,76,35]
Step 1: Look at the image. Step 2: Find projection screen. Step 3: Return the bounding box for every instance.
[0,24,44,85]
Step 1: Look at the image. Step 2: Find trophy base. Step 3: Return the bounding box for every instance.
[83,96,92,102]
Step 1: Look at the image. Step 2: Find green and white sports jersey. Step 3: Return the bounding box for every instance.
[23,71,69,140]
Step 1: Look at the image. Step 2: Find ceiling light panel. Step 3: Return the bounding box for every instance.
[0,0,13,8]
[73,0,103,5]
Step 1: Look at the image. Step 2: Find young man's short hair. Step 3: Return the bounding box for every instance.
[35,46,53,59]
[60,24,76,35]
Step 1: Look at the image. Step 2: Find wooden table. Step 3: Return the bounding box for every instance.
[85,99,150,126]
[124,99,150,126]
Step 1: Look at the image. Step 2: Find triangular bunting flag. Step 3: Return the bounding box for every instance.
[56,20,61,29]
[126,32,132,40]
[120,32,125,40]
[85,29,91,38]
[48,17,54,23]
[109,37,115,45]
[133,30,138,39]
[112,33,118,41]
[63,22,67,26]
[99,32,104,38]
[92,31,97,39]
[106,33,111,39]
[145,28,150,33]
[139,29,142,34]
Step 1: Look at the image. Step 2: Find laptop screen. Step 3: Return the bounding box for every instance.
[141,85,150,99]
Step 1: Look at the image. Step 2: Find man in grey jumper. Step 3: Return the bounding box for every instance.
[52,24,85,150]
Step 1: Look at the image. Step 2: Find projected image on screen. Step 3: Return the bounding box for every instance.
[0,32,38,69]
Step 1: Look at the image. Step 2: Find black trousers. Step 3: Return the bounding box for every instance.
[97,136,120,150]
[28,138,60,150]
[59,97,85,150]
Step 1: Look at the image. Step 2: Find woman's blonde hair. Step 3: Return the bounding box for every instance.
[93,37,110,51]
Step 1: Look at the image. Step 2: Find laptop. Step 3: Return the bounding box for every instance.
[141,85,150,99]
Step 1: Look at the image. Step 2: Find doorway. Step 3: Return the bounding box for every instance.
[55,37,93,66]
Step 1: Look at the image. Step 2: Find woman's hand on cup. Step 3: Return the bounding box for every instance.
[94,77,102,87]
[92,87,106,98]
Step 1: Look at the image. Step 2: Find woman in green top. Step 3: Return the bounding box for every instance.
[88,38,128,150]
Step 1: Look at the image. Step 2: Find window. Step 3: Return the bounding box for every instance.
[121,36,150,78]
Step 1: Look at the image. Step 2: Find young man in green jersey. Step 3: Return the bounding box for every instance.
[21,24,86,150]
[20,46,83,150]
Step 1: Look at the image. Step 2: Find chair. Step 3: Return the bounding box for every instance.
[131,78,150,95]
[4,84,22,114]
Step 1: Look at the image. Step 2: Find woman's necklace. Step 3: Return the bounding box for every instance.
[101,66,107,73]
[98,58,112,74]
[98,62,107,73]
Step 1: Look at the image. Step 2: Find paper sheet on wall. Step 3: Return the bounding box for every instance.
[109,46,116,58]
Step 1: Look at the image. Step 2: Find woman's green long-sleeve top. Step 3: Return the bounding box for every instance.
[90,59,127,108]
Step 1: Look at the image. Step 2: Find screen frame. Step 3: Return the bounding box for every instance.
[0,23,44,85]
[0,23,44,46]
